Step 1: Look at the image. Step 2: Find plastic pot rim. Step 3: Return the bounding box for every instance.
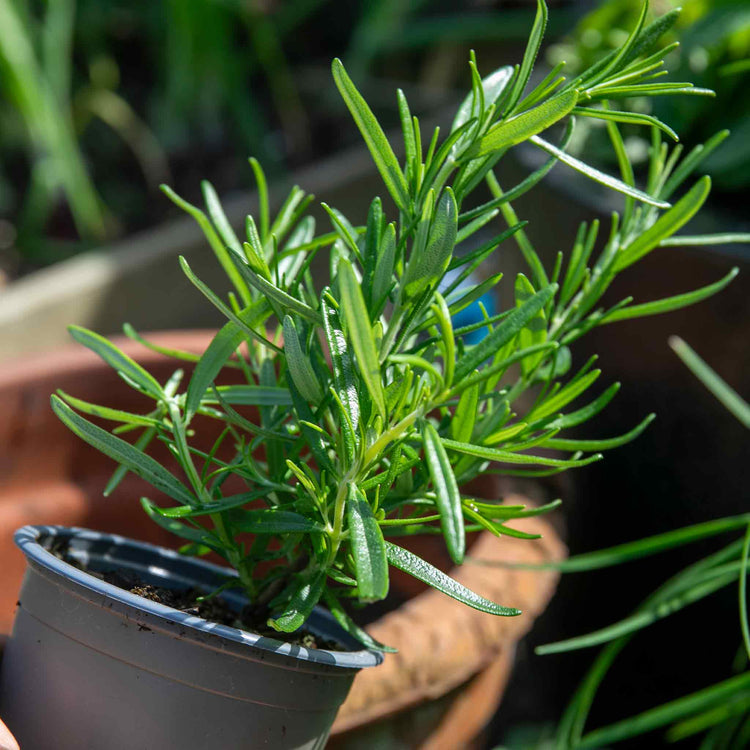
[13,524,383,670]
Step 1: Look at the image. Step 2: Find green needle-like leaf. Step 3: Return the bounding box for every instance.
[423,421,465,564]
[455,284,556,381]
[68,326,164,400]
[603,268,738,325]
[324,591,396,653]
[530,135,670,208]
[347,483,389,601]
[451,383,479,443]
[402,188,458,302]
[468,89,577,158]
[268,570,327,633]
[670,337,750,428]
[506,0,548,110]
[322,292,360,435]
[140,498,222,554]
[186,321,245,420]
[332,58,410,211]
[452,65,514,132]
[283,316,324,405]
[577,672,750,749]
[385,542,521,616]
[615,177,711,270]
[515,274,548,375]
[52,396,196,505]
[230,508,323,534]
[56,391,159,428]
[201,385,292,407]
[441,437,601,469]
[338,258,387,420]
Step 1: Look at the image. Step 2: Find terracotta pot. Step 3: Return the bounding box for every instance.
[329,503,565,748]
[0,330,221,633]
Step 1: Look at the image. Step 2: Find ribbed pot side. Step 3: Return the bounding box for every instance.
[0,526,381,750]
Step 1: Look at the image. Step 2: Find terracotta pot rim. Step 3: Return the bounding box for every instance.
[0,329,215,389]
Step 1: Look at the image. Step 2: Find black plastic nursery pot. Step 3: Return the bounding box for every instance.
[0,526,382,750]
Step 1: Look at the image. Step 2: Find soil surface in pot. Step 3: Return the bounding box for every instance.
[49,538,339,650]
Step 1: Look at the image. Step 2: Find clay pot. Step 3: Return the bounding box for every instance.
[329,503,565,748]
[0,330,221,633]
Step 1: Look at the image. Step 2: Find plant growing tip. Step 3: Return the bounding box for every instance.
[52,3,742,647]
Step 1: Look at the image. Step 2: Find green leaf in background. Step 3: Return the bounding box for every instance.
[268,570,326,633]
[385,542,521,616]
[347,483,389,601]
[332,58,410,211]
[669,337,750,428]
[338,258,387,419]
[422,421,465,564]
[452,65,514,132]
[577,672,750,749]
[52,396,196,505]
[68,326,164,400]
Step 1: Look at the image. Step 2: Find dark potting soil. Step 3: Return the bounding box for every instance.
[48,539,338,650]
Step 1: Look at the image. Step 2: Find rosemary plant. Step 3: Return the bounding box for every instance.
[52,1,742,647]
